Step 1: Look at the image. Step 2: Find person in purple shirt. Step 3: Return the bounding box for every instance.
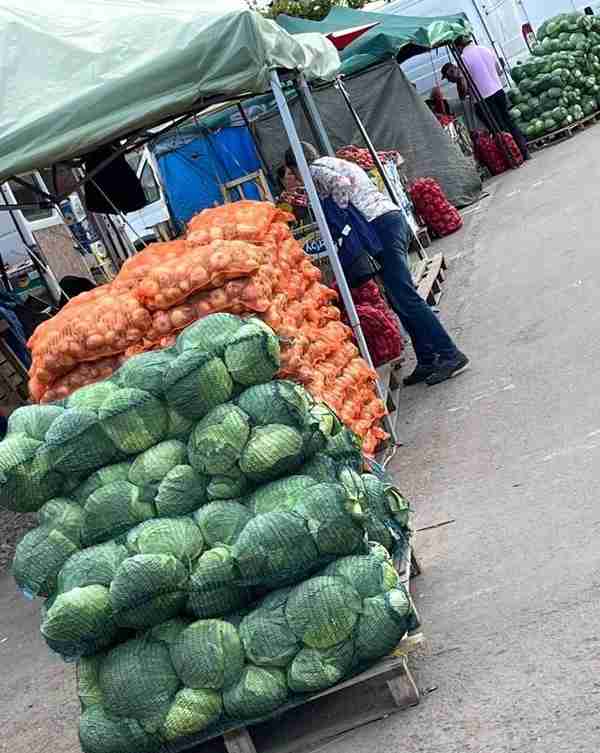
[442,36,530,161]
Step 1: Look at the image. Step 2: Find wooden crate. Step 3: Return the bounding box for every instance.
[415,253,446,305]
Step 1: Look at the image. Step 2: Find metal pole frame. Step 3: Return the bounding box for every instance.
[334,74,428,261]
[448,43,518,169]
[269,70,398,446]
[469,0,512,85]
[295,76,335,157]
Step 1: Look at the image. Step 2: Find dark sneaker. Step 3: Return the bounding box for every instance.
[403,364,436,386]
[426,352,470,386]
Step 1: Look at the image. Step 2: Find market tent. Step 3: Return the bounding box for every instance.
[277,6,471,72]
[153,126,262,227]
[0,1,339,182]
[253,59,482,208]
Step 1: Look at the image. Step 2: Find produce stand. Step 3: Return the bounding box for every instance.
[0,5,403,444]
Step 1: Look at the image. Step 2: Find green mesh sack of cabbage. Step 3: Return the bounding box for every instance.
[76,549,415,753]
[36,467,376,660]
[187,379,346,493]
[39,514,249,660]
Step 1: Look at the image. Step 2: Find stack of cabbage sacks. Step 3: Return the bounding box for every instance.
[3,313,414,753]
[508,11,600,140]
[77,546,416,753]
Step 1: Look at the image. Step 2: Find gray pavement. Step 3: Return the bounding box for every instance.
[329,128,600,752]
[2,128,600,753]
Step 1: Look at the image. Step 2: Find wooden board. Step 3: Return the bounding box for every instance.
[417,253,445,305]
[0,323,29,404]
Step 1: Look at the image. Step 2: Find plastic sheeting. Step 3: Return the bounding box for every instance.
[253,60,482,209]
[277,6,471,72]
[0,2,340,181]
[156,127,262,229]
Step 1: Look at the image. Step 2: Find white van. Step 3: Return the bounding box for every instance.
[123,148,173,249]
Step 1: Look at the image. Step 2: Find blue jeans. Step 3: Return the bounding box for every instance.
[371,211,458,366]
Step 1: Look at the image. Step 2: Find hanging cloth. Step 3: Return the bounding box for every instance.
[83,145,147,214]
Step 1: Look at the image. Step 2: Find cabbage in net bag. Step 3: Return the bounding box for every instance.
[45,408,121,474]
[0,434,64,512]
[163,351,234,420]
[98,389,169,455]
[76,550,416,753]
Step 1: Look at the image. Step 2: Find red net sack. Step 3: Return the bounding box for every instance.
[471,130,508,175]
[496,132,524,167]
[332,280,403,368]
[410,178,463,238]
[29,291,152,386]
[135,240,266,310]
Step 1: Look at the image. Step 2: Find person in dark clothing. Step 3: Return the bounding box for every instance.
[285,142,469,386]
[442,39,531,162]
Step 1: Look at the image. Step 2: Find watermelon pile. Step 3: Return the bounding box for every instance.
[3,314,415,753]
[509,12,600,140]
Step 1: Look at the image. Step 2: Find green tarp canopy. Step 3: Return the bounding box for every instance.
[277,7,471,74]
[0,2,340,182]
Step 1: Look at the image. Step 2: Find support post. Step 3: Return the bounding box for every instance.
[296,76,335,157]
[270,70,398,445]
[334,77,403,205]
[334,75,428,261]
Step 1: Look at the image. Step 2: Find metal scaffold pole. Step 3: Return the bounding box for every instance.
[270,70,398,446]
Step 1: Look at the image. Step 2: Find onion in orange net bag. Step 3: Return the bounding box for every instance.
[187,200,293,242]
[39,355,125,404]
[26,198,389,453]
[135,240,265,310]
[29,292,152,386]
[131,268,276,350]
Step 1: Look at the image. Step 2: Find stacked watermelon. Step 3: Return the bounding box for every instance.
[508,11,600,140]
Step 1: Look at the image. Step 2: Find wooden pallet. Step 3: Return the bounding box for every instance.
[528,112,600,152]
[190,545,423,753]
[415,253,446,305]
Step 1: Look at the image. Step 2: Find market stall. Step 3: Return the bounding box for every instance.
[277,6,524,177]
[272,9,484,209]
[0,2,403,440]
[0,6,430,752]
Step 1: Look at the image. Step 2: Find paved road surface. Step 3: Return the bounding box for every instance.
[2,127,600,753]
